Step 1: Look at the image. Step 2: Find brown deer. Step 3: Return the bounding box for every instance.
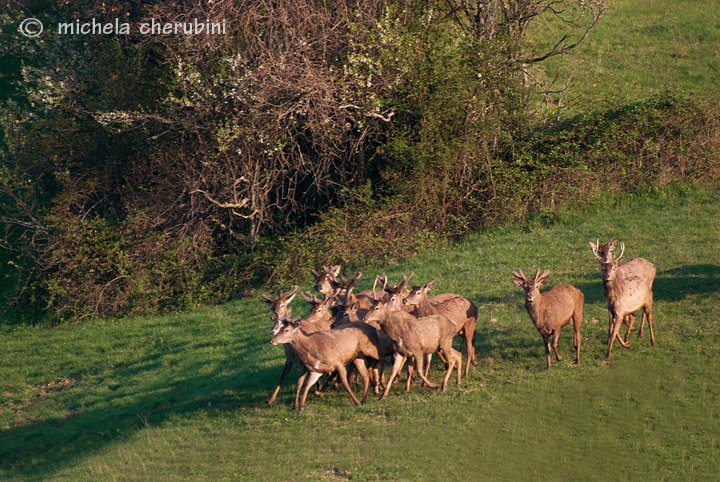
[331,270,392,310]
[270,314,383,413]
[595,243,656,359]
[311,265,342,295]
[261,285,299,322]
[590,239,656,345]
[332,301,395,394]
[263,289,335,407]
[261,286,303,405]
[403,279,478,375]
[512,269,583,369]
[363,295,462,401]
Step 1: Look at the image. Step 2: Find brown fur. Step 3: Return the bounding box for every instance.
[403,279,478,375]
[271,318,383,413]
[513,269,583,369]
[363,297,462,400]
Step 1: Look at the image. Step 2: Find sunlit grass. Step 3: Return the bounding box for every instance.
[1,182,719,480]
[528,0,720,116]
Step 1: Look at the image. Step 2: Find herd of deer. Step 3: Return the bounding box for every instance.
[263,238,657,412]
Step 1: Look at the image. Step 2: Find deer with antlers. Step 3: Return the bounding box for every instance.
[589,240,656,359]
[512,269,583,369]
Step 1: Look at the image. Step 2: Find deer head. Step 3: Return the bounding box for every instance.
[512,269,550,303]
[270,314,302,345]
[600,242,625,282]
[589,238,620,264]
[261,285,299,323]
[310,265,341,294]
[300,290,337,323]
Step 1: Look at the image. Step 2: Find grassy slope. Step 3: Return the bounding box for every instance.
[2,1,720,479]
[533,0,720,115]
[1,182,719,480]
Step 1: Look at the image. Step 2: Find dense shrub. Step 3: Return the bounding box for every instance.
[6,1,718,322]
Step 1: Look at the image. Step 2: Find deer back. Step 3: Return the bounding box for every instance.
[538,284,584,328]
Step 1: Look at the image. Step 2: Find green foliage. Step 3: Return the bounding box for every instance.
[2,0,720,322]
[259,182,438,286]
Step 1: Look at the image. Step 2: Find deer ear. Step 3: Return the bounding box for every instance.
[512,278,524,287]
[609,238,619,250]
[589,240,597,250]
[425,279,435,291]
[331,265,342,277]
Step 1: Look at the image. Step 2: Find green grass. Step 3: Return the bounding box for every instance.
[531,0,720,115]
[1,182,719,480]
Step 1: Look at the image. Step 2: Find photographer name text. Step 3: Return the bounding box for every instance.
[56,18,226,35]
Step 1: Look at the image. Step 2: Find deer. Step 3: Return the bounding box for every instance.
[311,265,342,296]
[328,270,392,310]
[594,242,656,359]
[261,285,300,322]
[332,300,396,394]
[261,286,304,405]
[590,239,656,344]
[512,269,583,369]
[403,279,478,375]
[363,293,462,401]
[263,288,336,407]
[270,314,385,413]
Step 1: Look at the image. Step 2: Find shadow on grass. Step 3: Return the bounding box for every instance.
[4,266,716,478]
[0,319,293,479]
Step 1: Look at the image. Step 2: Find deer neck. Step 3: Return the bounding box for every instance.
[377,308,408,336]
[602,275,621,304]
[414,295,434,317]
[525,295,548,329]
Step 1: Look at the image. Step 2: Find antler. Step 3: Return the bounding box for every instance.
[591,239,601,260]
[300,291,323,304]
[280,285,300,299]
[512,270,527,282]
[535,269,550,282]
[617,242,625,261]
[373,273,388,300]
[399,271,415,292]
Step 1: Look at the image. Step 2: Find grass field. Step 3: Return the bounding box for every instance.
[1,182,719,480]
[2,1,720,479]
[532,0,720,116]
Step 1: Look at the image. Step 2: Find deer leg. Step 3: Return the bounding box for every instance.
[623,313,636,343]
[352,358,371,405]
[470,329,478,367]
[420,353,433,386]
[454,348,462,386]
[268,358,293,405]
[606,314,629,360]
[380,353,407,401]
[542,336,552,369]
[404,359,413,392]
[638,311,647,338]
[645,304,655,346]
[293,367,308,409]
[573,315,582,365]
[415,352,438,389]
[551,330,562,362]
[336,364,361,406]
[439,349,459,392]
[297,371,323,414]
[606,312,613,344]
